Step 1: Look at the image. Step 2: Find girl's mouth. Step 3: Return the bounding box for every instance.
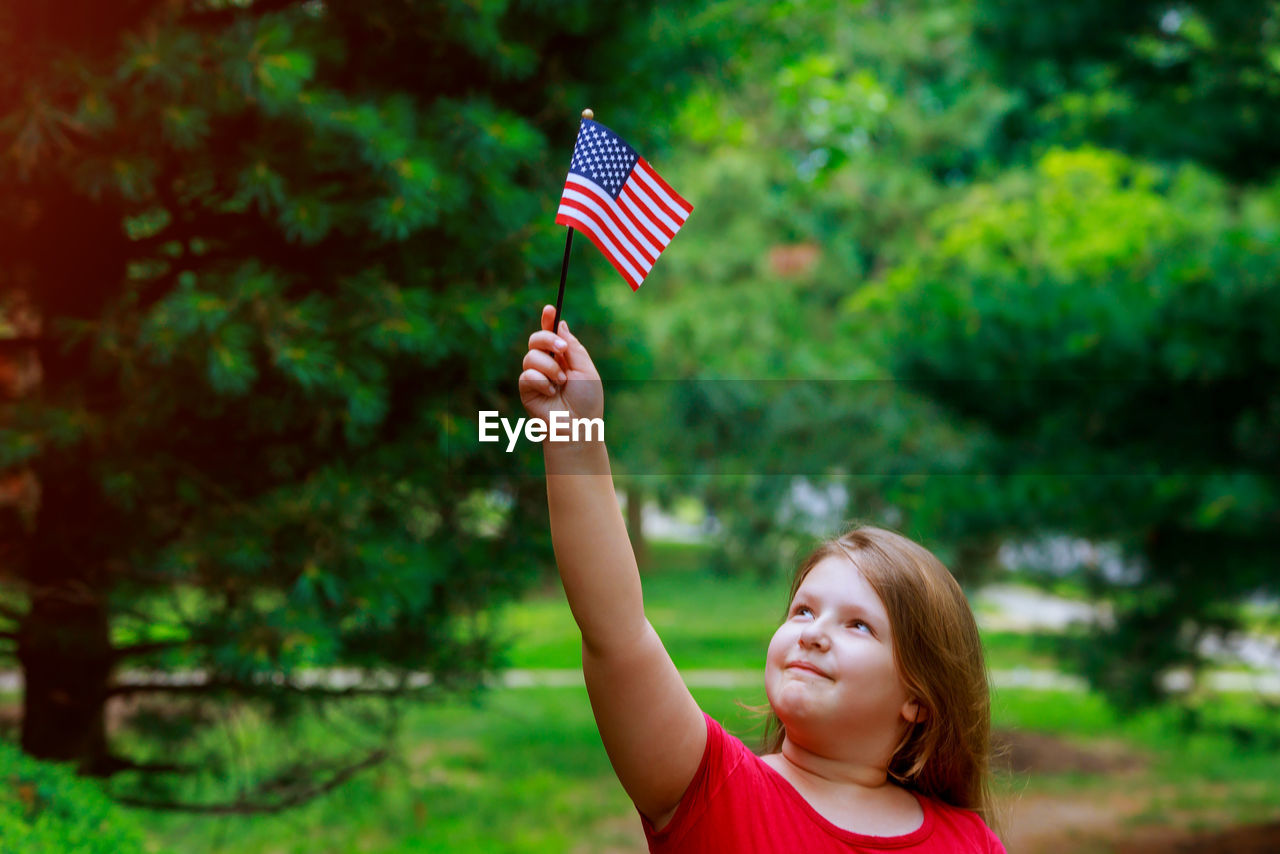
[786,661,831,679]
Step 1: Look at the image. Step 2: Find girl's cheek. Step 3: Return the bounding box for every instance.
[765,631,788,665]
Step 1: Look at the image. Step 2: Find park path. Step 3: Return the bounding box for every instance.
[1,663,1277,695]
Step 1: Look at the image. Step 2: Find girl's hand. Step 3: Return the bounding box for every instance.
[519,304,604,428]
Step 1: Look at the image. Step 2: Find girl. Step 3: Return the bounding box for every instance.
[519,305,1005,852]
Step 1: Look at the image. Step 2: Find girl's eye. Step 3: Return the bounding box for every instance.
[849,620,870,633]
[791,605,812,618]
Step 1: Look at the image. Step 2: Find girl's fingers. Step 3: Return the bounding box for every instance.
[522,349,567,383]
[541,307,578,349]
[558,321,588,357]
[528,330,569,354]
[535,307,582,374]
[554,319,592,369]
[519,368,557,397]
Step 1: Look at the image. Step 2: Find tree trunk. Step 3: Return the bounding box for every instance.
[9,173,132,778]
[17,584,115,776]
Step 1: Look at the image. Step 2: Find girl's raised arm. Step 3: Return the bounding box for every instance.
[518,305,705,829]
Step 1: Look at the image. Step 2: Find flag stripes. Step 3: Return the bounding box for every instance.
[555,119,692,290]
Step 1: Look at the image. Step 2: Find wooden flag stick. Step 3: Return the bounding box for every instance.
[553,108,594,335]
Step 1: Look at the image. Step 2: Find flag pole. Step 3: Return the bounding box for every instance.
[552,230,572,335]
[553,108,593,336]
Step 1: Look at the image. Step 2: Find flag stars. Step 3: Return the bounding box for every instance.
[566,121,642,199]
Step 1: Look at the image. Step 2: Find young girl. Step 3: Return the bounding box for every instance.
[519,305,1005,852]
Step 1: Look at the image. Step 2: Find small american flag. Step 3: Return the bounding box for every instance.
[555,119,693,290]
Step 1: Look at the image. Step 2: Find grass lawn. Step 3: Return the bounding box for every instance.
[496,543,1067,673]
[132,685,771,854]
[130,681,1280,853]
[495,551,783,672]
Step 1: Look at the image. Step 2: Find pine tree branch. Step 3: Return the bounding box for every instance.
[110,746,389,813]
[111,638,196,663]
[105,673,444,701]
[107,566,193,591]
[180,0,315,30]
[0,602,24,623]
[98,753,202,777]
[126,231,185,257]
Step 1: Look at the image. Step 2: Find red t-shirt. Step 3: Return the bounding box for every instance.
[640,712,1005,853]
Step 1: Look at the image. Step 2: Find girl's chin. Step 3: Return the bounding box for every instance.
[767,685,828,719]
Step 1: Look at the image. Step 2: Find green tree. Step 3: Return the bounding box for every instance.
[848,0,1280,708]
[601,0,1012,583]
[866,146,1280,706]
[974,0,1280,182]
[0,0,715,809]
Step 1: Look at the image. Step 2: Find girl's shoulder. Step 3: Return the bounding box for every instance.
[916,794,1005,853]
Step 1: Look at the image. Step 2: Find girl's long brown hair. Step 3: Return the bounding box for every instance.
[754,525,997,830]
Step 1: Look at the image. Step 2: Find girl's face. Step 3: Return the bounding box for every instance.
[765,555,915,754]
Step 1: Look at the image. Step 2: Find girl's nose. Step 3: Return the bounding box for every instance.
[799,622,830,650]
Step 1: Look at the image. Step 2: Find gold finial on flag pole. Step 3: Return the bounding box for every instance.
[581,108,594,120]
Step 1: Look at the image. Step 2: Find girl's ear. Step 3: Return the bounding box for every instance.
[901,699,929,724]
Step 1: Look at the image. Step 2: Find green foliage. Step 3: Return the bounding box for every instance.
[602,0,1013,582]
[0,740,149,854]
[870,144,1280,707]
[0,0,726,807]
[597,0,1279,715]
[974,0,1280,182]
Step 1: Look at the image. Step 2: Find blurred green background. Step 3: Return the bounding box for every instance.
[1,0,1277,851]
